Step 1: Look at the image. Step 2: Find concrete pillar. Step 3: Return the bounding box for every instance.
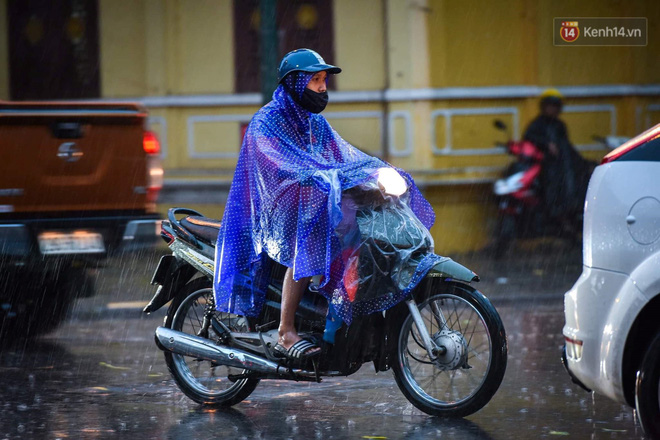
[164,0,182,95]
[385,0,433,172]
[144,0,167,96]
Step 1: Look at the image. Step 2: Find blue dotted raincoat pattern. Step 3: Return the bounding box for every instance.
[214,73,437,323]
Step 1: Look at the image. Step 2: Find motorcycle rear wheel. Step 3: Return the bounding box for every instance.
[393,281,507,417]
[164,278,259,406]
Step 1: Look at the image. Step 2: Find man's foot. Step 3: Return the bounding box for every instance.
[273,339,321,363]
[275,331,321,362]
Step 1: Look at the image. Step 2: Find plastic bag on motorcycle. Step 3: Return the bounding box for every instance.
[335,170,435,317]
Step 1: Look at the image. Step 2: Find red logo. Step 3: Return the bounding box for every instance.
[560,21,580,43]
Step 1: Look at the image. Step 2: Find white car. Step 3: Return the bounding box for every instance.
[563,122,660,437]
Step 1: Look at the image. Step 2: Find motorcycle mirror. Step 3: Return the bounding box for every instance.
[493,120,507,131]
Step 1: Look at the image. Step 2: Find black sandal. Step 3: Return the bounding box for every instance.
[273,339,321,364]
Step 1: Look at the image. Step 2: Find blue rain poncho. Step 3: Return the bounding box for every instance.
[214,72,439,323]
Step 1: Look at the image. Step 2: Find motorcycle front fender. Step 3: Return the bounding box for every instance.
[377,256,478,372]
[428,256,480,283]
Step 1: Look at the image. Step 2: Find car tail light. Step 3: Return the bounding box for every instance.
[143,130,163,205]
[565,336,583,361]
[601,123,660,164]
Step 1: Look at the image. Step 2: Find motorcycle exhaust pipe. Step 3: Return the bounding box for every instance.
[155,326,314,378]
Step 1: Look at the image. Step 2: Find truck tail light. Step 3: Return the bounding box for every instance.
[144,130,163,205]
[143,130,160,155]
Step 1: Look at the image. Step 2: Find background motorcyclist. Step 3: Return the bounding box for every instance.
[523,88,590,236]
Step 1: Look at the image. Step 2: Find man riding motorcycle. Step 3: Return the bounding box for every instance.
[523,88,591,236]
[149,50,506,417]
[213,49,435,364]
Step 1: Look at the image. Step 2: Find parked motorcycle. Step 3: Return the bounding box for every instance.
[145,168,507,417]
[492,120,546,258]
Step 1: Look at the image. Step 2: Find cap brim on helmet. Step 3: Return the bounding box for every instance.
[301,64,342,75]
[279,64,341,83]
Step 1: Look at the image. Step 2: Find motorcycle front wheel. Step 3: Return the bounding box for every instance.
[163,278,259,406]
[393,281,507,417]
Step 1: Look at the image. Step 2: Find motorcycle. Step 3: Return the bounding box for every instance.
[492,120,546,258]
[492,120,625,257]
[145,168,507,417]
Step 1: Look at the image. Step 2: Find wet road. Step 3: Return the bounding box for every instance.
[0,251,644,439]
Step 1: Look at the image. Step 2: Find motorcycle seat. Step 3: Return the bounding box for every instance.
[180,216,222,245]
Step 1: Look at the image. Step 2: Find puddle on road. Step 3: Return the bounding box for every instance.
[0,302,642,439]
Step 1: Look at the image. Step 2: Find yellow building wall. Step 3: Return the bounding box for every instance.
[428,0,660,88]
[162,106,259,173]
[537,1,637,86]
[144,0,167,96]
[99,0,234,97]
[99,0,148,97]
[384,0,434,175]
[647,107,660,128]
[334,0,385,91]
[324,102,385,156]
[632,2,660,84]
[176,0,234,94]
[159,102,389,174]
[428,0,534,87]
[386,0,431,90]
[423,94,649,178]
[1,0,657,254]
[427,186,496,254]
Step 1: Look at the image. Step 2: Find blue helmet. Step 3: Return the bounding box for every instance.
[277,49,341,83]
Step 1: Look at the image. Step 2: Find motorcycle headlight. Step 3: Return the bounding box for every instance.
[377,167,407,197]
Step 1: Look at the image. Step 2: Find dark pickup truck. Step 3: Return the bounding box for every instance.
[0,101,163,336]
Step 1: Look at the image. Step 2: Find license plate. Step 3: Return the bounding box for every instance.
[38,231,105,255]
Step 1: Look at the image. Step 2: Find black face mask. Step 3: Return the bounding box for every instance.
[299,88,328,114]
